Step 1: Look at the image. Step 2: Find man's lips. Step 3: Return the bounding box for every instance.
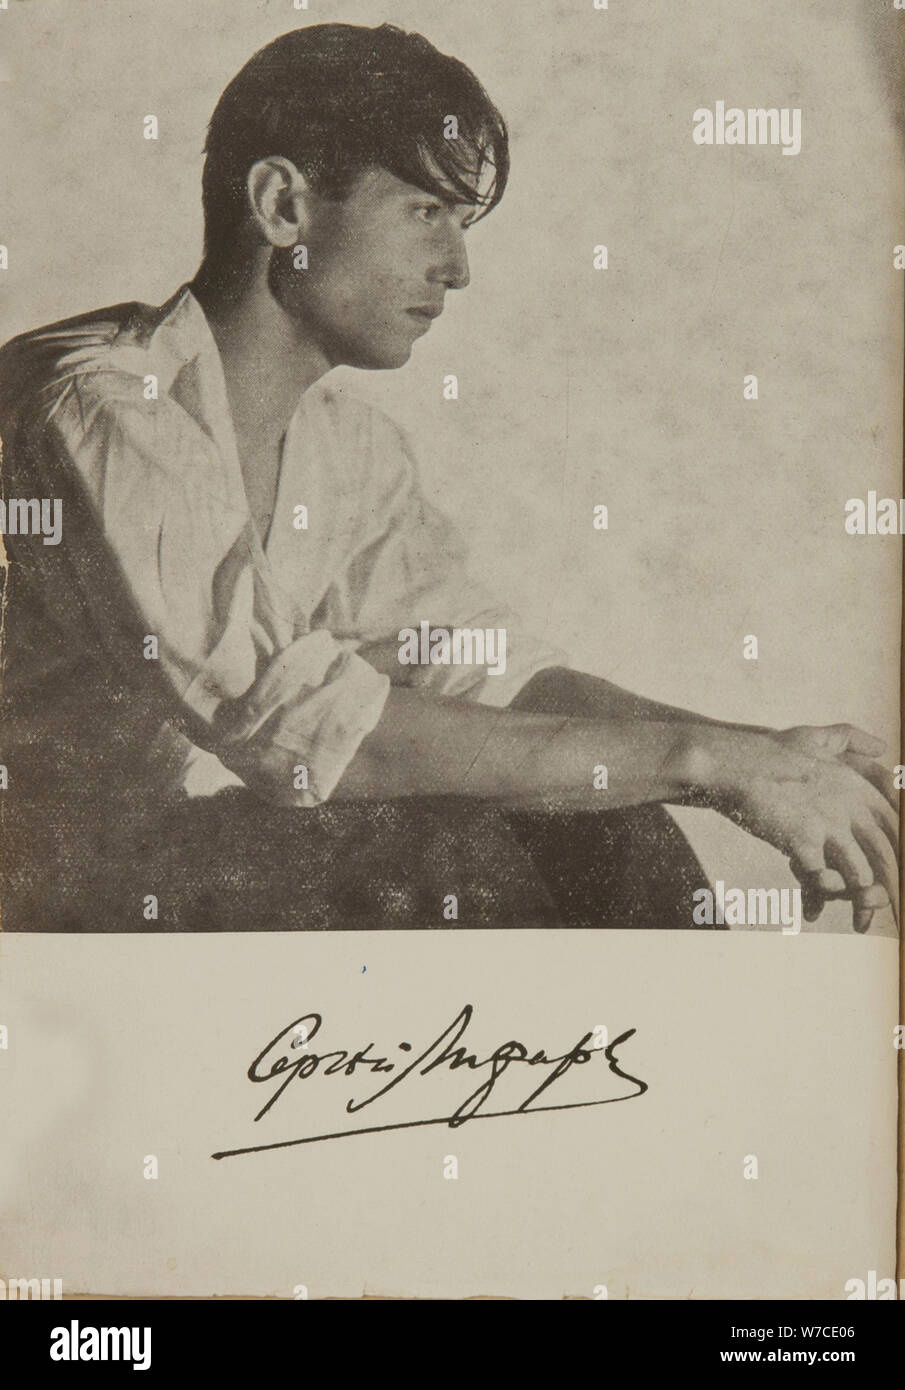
[407,307,443,321]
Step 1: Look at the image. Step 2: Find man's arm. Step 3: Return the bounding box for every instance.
[334,683,898,931]
[510,664,894,817]
[336,686,702,805]
[313,409,897,928]
[509,665,765,730]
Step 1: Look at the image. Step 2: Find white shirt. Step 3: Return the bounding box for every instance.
[0,285,564,806]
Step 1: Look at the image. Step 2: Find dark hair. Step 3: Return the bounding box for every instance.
[202,22,509,261]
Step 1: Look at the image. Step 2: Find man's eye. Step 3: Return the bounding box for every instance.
[415,203,443,222]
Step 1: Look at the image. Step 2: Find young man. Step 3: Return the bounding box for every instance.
[0,22,896,932]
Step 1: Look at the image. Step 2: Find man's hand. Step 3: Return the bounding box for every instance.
[704,725,899,934]
[773,724,899,931]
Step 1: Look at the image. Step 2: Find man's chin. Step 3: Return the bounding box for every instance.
[346,340,414,371]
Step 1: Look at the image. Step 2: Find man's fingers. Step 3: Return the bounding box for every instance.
[804,724,885,757]
[801,880,825,922]
[803,867,846,895]
[852,883,891,909]
[824,837,884,935]
[847,772,900,853]
[789,843,827,878]
[790,861,838,915]
[791,852,892,931]
[853,823,899,926]
[835,725,885,757]
[851,884,890,934]
[841,753,899,812]
[870,794,900,854]
[825,837,874,895]
[780,724,886,761]
[854,906,876,934]
[789,864,821,920]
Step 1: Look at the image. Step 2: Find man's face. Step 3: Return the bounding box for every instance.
[271,165,476,370]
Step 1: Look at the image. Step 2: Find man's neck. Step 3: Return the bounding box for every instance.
[190,257,331,445]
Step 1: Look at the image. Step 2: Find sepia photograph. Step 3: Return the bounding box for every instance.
[0,10,899,936]
[0,0,900,1320]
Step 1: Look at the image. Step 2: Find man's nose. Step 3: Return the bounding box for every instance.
[435,227,471,291]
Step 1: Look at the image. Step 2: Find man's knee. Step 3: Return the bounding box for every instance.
[503,801,714,928]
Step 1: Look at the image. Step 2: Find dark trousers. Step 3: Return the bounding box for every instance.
[2,790,717,932]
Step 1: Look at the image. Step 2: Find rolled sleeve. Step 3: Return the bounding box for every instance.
[204,632,390,806]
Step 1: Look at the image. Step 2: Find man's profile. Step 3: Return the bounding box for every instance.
[0,22,897,933]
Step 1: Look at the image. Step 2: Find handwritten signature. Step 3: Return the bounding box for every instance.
[212,1005,647,1159]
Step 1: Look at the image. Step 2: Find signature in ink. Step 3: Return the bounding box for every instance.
[212,1004,647,1159]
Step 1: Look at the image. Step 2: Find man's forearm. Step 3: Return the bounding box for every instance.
[510,665,767,734]
[334,684,722,807]
[332,666,896,935]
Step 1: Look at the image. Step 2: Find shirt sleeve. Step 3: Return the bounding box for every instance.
[330,408,569,706]
[9,377,389,806]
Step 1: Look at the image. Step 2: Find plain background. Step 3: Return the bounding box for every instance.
[0,0,902,929]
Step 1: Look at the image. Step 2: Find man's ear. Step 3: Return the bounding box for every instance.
[245,156,310,248]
